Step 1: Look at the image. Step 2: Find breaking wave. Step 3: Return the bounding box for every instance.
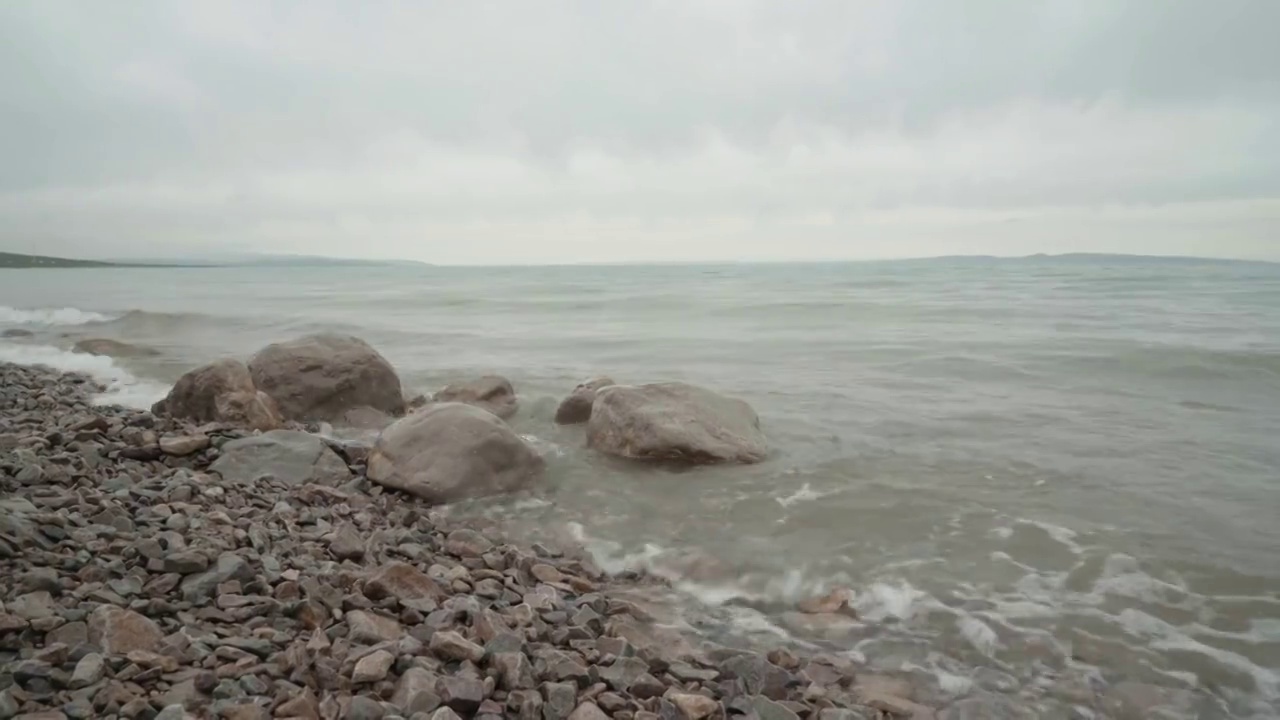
[0,342,168,409]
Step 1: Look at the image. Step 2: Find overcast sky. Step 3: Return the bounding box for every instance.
[2,1,1277,264]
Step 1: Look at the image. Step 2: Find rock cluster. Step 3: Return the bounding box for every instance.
[1,361,940,720]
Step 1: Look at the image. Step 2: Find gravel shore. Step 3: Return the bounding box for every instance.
[0,361,935,720]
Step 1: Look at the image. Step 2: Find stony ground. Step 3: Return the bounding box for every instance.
[0,362,943,720]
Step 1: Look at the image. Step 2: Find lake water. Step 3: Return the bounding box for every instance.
[3,257,1279,717]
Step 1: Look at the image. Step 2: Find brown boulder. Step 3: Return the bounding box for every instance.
[367,403,544,505]
[432,375,518,419]
[587,382,767,464]
[554,376,615,425]
[152,359,282,431]
[248,333,404,422]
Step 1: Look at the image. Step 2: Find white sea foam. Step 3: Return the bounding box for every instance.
[957,615,1001,656]
[775,482,830,507]
[0,305,113,326]
[855,581,928,622]
[0,342,168,409]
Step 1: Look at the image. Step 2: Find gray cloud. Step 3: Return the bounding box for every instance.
[2,0,1278,263]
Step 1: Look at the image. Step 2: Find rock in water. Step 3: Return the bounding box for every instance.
[432,375,519,419]
[152,358,283,431]
[586,382,767,464]
[366,403,544,505]
[248,333,404,422]
[71,337,159,358]
[211,430,351,486]
[554,376,615,425]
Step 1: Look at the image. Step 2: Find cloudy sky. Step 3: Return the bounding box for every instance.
[2,1,1277,264]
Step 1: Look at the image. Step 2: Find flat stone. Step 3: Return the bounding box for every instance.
[347,610,403,644]
[429,630,484,663]
[365,562,445,603]
[352,649,395,684]
[667,693,719,720]
[87,605,163,655]
[392,667,441,715]
[159,434,210,456]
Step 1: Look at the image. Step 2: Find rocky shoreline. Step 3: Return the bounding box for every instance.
[0,360,946,720]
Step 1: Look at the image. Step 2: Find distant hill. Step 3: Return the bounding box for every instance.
[0,252,120,268]
[0,251,428,269]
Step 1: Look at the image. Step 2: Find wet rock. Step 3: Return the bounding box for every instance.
[667,693,719,720]
[554,377,615,425]
[731,696,800,720]
[248,333,405,422]
[721,653,796,701]
[72,338,159,358]
[366,403,544,505]
[796,587,856,616]
[211,430,350,486]
[432,376,519,420]
[587,382,767,464]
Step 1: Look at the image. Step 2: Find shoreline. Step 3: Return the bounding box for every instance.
[0,360,942,720]
[0,359,1243,719]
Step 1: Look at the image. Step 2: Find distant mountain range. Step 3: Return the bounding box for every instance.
[0,251,429,269]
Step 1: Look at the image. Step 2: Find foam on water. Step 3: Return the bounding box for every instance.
[0,342,168,409]
[0,305,114,326]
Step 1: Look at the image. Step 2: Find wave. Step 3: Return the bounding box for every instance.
[0,342,169,409]
[0,305,114,326]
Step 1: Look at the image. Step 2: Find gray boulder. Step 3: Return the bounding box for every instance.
[587,382,767,464]
[432,375,518,419]
[152,359,282,431]
[211,430,351,486]
[367,403,544,505]
[554,376,615,425]
[248,333,404,422]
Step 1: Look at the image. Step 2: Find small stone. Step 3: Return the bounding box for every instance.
[352,649,395,683]
[347,610,403,644]
[567,702,609,720]
[438,676,485,714]
[88,606,163,655]
[732,696,799,720]
[345,696,386,720]
[668,693,719,720]
[163,551,210,574]
[542,682,577,720]
[160,434,211,456]
[429,708,461,720]
[445,529,493,558]
[365,562,444,603]
[429,630,485,663]
[330,523,365,560]
[492,652,535,690]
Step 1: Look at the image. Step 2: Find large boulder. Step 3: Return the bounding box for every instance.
[72,338,159,358]
[152,359,282,431]
[366,403,544,505]
[587,382,767,464]
[210,430,351,486]
[554,376,615,425]
[432,375,518,419]
[248,334,404,422]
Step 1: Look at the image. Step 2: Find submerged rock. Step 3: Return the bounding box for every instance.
[554,376,614,425]
[432,375,519,419]
[586,382,767,464]
[248,333,404,422]
[210,429,351,485]
[152,358,282,431]
[366,402,544,505]
[71,337,159,358]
